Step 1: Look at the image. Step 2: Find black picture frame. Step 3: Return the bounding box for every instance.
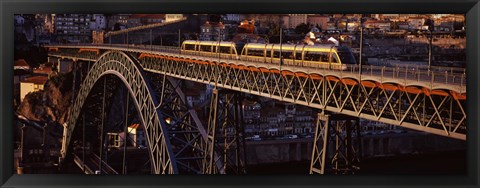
[1,0,479,187]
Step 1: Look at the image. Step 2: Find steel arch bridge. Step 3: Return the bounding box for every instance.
[47,44,466,174]
[61,51,211,174]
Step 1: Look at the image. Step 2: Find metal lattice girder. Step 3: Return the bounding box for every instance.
[146,73,208,174]
[61,51,177,174]
[138,56,466,140]
[204,89,247,174]
[310,113,330,174]
[48,46,467,140]
[310,113,361,174]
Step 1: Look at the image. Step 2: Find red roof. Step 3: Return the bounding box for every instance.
[203,21,224,28]
[129,123,143,130]
[21,75,48,85]
[14,59,30,67]
[33,66,52,74]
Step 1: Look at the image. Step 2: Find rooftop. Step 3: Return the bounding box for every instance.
[33,65,52,75]
[21,75,49,85]
[128,123,143,130]
[14,59,30,67]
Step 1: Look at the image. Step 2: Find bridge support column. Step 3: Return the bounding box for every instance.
[310,113,361,174]
[203,89,246,174]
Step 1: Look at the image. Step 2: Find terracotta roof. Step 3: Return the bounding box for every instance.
[33,66,52,74]
[128,123,143,129]
[203,21,224,28]
[21,75,48,85]
[14,59,30,67]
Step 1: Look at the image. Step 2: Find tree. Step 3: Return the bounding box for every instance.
[424,19,435,31]
[295,23,310,35]
[316,24,322,32]
[113,23,121,31]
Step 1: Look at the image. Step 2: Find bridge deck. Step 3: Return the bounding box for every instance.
[46,44,466,93]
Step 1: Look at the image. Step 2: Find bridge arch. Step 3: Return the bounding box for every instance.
[61,51,178,174]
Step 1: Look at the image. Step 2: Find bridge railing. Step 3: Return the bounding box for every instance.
[231,55,465,90]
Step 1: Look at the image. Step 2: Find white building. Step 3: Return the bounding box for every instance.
[107,123,146,148]
[288,14,307,28]
[127,124,146,148]
[20,75,48,102]
[165,14,184,22]
[223,14,242,22]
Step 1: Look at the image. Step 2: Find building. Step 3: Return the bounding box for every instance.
[127,124,146,148]
[222,14,243,23]
[89,14,107,31]
[396,21,410,30]
[33,64,53,76]
[288,14,307,28]
[20,75,48,101]
[107,132,125,148]
[199,21,226,41]
[307,15,329,31]
[408,17,425,30]
[14,59,32,103]
[326,21,337,31]
[106,123,146,148]
[338,19,360,32]
[15,14,36,43]
[107,14,131,31]
[92,30,104,44]
[126,14,165,28]
[165,14,184,22]
[53,14,93,43]
[243,101,261,120]
[364,20,392,31]
[57,59,73,73]
[243,100,316,138]
[237,20,255,34]
[14,59,31,85]
[34,14,54,45]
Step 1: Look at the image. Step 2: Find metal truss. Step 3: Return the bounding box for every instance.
[204,89,247,174]
[61,51,177,174]
[310,113,361,174]
[139,56,466,140]
[146,73,208,174]
[49,46,467,142]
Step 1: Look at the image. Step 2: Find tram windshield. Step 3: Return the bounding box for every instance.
[336,46,357,64]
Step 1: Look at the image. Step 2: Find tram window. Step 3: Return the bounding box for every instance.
[200,45,211,52]
[320,52,329,62]
[295,52,303,60]
[304,52,321,61]
[219,46,231,54]
[332,54,339,63]
[336,46,357,64]
[184,44,195,51]
[283,51,293,59]
[248,49,264,57]
[273,51,281,58]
